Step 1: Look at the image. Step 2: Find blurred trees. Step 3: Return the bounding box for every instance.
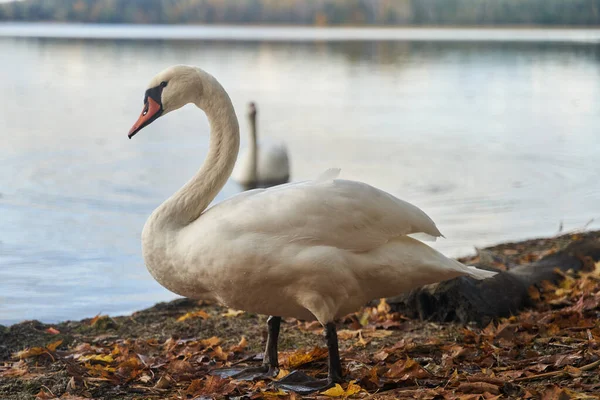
[1,0,599,26]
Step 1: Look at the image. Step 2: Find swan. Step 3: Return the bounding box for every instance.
[127,65,497,394]
[231,101,290,189]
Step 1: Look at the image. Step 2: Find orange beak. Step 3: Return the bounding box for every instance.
[128,97,163,139]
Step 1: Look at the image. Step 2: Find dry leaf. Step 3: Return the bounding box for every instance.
[457,382,501,395]
[386,357,430,380]
[229,336,248,353]
[321,380,363,397]
[45,327,60,335]
[177,310,210,322]
[82,354,113,363]
[200,336,221,348]
[222,308,245,317]
[285,347,328,368]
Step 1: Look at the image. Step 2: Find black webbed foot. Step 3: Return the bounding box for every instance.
[211,364,279,380]
[275,370,338,394]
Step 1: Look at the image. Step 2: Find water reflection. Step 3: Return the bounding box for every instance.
[1,32,600,324]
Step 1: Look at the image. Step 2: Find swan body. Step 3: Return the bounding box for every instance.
[128,65,497,392]
[231,102,290,189]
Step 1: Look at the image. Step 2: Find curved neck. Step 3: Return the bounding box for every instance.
[153,75,240,228]
[248,111,258,183]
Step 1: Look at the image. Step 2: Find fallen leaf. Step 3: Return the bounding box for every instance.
[457,382,501,395]
[46,340,63,352]
[321,383,345,397]
[373,350,389,362]
[45,327,60,335]
[200,336,222,348]
[35,389,56,400]
[211,346,228,361]
[261,389,288,397]
[82,354,113,363]
[222,308,245,317]
[321,380,363,397]
[229,336,248,353]
[154,374,173,389]
[386,357,430,380]
[275,369,290,380]
[13,347,46,359]
[177,310,210,322]
[285,347,328,368]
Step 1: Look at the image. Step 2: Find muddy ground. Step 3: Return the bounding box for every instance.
[1,230,600,399]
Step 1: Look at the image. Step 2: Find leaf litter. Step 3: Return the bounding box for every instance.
[2,233,600,399]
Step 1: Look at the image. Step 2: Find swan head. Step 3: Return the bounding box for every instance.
[128,65,204,139]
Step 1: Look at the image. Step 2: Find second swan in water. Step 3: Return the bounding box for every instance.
[231,101,290,190]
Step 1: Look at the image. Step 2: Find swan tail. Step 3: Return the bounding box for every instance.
[464,265,498,280]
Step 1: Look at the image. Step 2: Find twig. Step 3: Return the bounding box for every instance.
[515,359,600,382]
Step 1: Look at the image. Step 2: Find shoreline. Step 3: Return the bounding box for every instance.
[1,23,600,42]
[1,230,599,398]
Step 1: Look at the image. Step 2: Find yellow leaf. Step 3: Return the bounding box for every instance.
[345,380,363,396]
[46,340,63,352]
[321,383,346,397]
[377,298,390,314]
[177,310,210,322]
[222,308,245,317]
[286,347,327,368]
[275,369,290,380]
[82,354,113,363]
[262,389,288,397]
[200,336,221,348]
[14,347,46,359]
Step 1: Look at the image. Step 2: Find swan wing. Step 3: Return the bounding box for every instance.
[208,173,442,252]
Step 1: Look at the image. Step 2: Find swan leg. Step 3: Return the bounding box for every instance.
[212,316,280,380]
[275,322,343,394]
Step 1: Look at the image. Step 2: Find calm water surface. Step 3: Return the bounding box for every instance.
[1,24,600,325]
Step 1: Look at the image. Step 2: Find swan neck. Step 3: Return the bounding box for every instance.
[156,76,240,227]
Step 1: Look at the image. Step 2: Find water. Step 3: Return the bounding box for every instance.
[1,24,600,325]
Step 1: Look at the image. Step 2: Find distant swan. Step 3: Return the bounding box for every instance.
[127,65,497,394]
[231,102,290,189]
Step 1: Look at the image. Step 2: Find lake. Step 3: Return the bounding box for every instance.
[1,24,599,325]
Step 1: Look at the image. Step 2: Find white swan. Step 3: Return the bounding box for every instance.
[127,65,497,394]
[231,102,290,189]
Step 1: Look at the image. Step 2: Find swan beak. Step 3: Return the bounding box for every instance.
[128,97,163,139]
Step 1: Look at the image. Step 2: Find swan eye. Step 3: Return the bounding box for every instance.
[160,81,168,88]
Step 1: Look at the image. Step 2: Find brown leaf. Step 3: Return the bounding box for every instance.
[169,359,193,373]
[35,390,56,400]
[457,382,500,395]
[154,374,173,389]
[185,376,235,397]
[373,349,389,362]
[229,336,248,353]
[540,385,571,400]
[200,336,221,348]
[385,357,430,380]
